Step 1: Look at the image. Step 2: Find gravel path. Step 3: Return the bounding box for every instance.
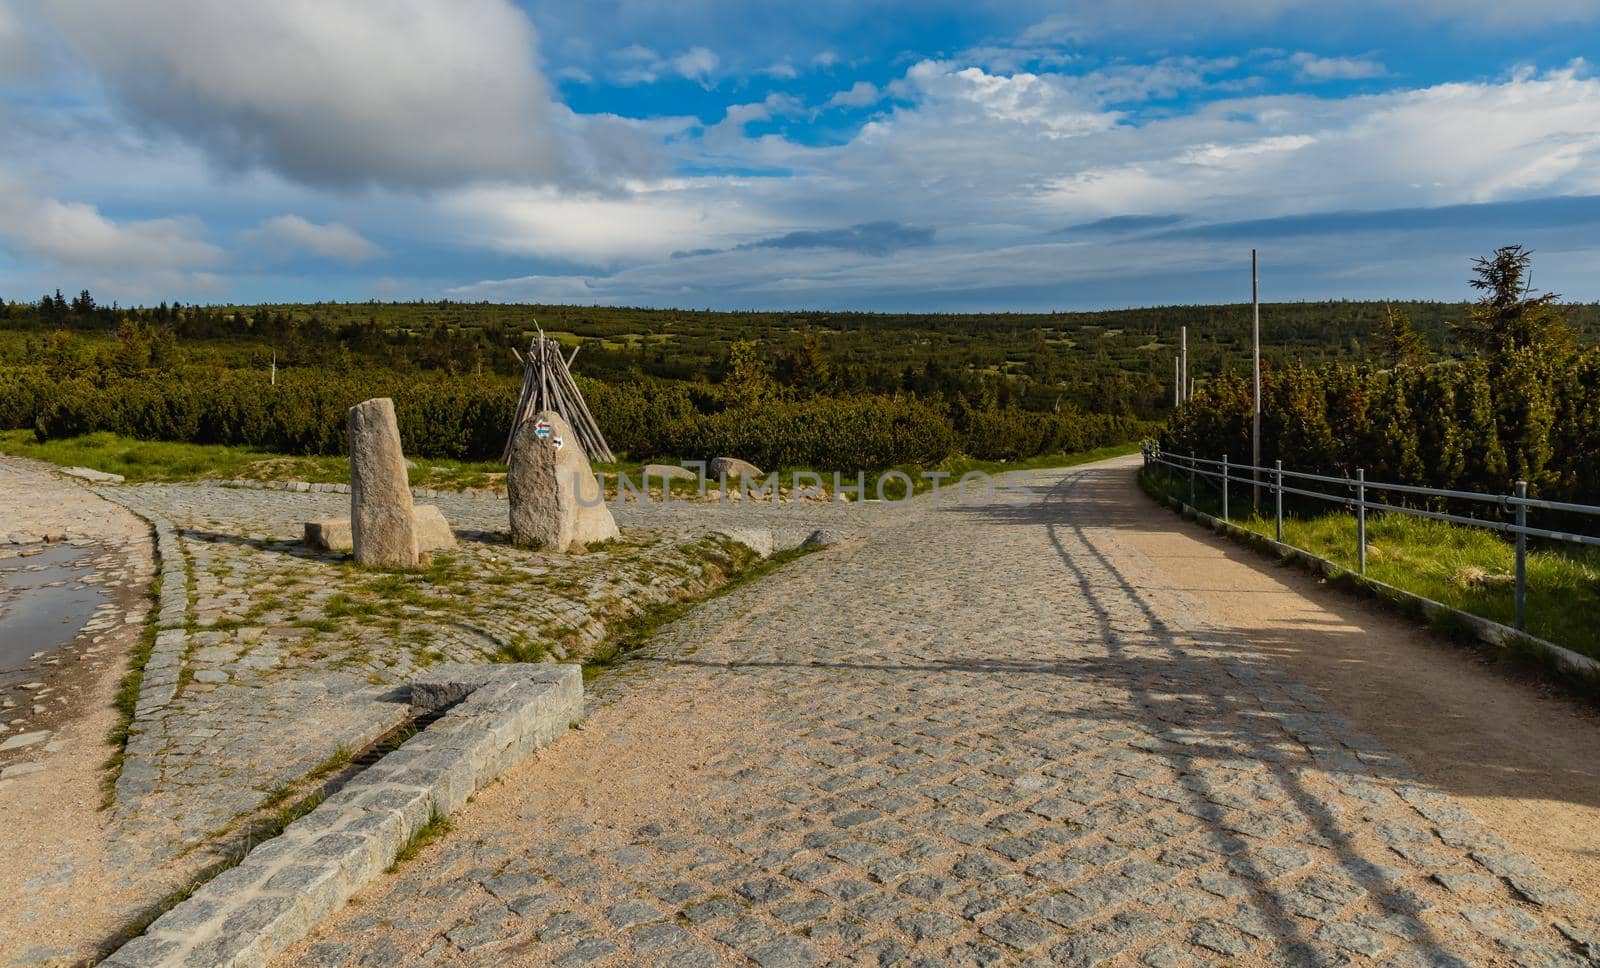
[0,457,157,968]
[285,457,1600,968]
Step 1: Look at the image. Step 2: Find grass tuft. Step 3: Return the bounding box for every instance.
[391,809,452,869]
[101,540,162,809]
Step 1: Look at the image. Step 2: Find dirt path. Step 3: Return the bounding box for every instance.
[1097,456,1600,909]
[0,457,159,968]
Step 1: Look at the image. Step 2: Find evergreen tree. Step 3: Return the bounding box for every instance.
[1409,367,1464,494]
[722,339,772,408]
[1364,371,1424,484]
[783,328,831,395]
[1372,304,1427,368]
[1493,347,1557,490]
[1455,245,1573,358]
[1451,356,1506,492]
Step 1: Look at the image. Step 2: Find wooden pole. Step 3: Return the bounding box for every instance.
[1252,249,1261,509]
[536,331,548,413]
[1179,326,1187,403]
[502,326,615,465]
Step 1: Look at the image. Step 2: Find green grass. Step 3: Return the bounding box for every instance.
[579,539,812,681]
[1140,467,1600,661]
[495,632,548,664]
[0,429,502,489]
[0,430,300,482]
[1,429,1139,497]
[391,809,452,869]
[102,567,161,809]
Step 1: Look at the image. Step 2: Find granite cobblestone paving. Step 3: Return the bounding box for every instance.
[287,464,1600,967]
[95,481,872,866]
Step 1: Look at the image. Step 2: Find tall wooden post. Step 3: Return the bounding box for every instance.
[1251,249,1261,509]
[1180,326,1188,403]
[1174,356,1180,408]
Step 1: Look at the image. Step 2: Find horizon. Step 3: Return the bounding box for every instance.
[2,2,1599,311]
[17,293,1599,317]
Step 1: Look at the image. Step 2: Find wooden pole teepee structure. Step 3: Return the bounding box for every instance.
[502,326,614,464]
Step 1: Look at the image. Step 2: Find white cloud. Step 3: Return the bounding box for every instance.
[957,45,1079,74]
[0,181,221,273]
[0,4,39,82]
[40,0,568,190]
[1288,52,1387,81]
[826,81,881,109]
[1018,0,1600,42]
[445,274,606,303]
[888,61,1116,138]
[441,179,785,265]
[672,46,720,86]
[11,3,1600,309]
[608,43,723,87]
[246,215,382,263]
[435,58,1600,307]
[611,44,663,84]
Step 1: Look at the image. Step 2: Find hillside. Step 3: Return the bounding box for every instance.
[6,295,1598,424]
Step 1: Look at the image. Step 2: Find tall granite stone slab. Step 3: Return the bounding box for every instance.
[507,411,619,552]
[508,419,564,550]
[347,398,418,568]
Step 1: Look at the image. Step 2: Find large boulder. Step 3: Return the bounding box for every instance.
[348,398,418,568]
[642,463,698,482]
[709,456,763,480]
[410,505,457,551]
[305,506,456,554]
[508,411,619,552]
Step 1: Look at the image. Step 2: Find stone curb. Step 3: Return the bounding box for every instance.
[101,663,583,968]
[711,526,838,558]
[101,510,192,805]
[151,517,189,631]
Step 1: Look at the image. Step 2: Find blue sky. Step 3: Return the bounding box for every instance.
[1,1,1599,311]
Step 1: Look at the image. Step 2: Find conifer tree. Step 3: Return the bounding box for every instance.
[1455,245,1572,359]
[1372,304,1427,368]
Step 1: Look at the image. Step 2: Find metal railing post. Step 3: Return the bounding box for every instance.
[1274,460,1283,541]
[1222,455,1230,522]
[1514,480,1527,630]
[1188,453,1195,507]
[1356,468,1367,575]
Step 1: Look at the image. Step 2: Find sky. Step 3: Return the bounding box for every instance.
[1,1,1599,312]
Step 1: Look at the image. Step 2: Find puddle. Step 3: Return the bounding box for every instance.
[0,543,106,677]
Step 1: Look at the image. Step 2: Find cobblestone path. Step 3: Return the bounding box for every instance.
[97,482,868,865]
[290,461,1600,968]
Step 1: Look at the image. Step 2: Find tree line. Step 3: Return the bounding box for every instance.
[1164,246,1600,506]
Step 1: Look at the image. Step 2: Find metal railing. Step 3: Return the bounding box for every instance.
[1142,444,1600,631]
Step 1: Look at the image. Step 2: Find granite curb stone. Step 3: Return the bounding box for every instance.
[100,663,582,968]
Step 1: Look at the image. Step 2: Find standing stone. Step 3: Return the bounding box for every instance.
[508,411,619,552]
[348,398,418,568]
